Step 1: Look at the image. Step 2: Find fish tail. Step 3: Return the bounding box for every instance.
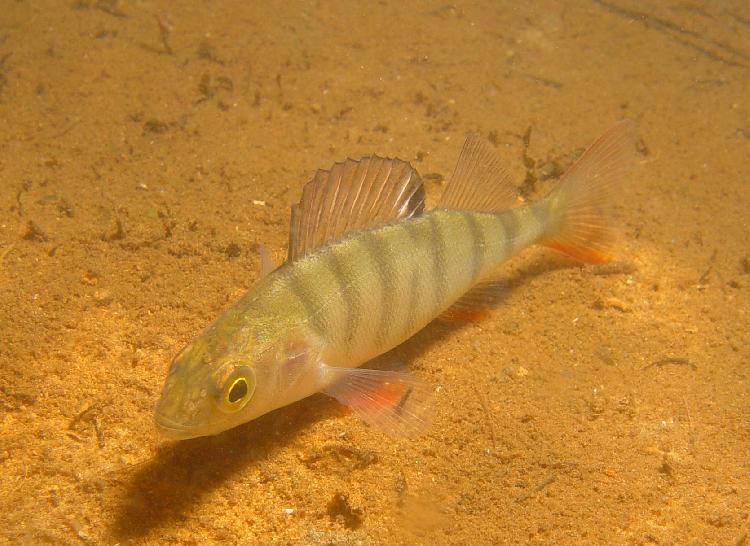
[538,120,636,263]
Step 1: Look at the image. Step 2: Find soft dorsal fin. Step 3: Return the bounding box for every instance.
[438,133,519,212]
[287,156,425,261]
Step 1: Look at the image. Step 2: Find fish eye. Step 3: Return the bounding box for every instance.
[219,367,255,412]
[228,378,247,403]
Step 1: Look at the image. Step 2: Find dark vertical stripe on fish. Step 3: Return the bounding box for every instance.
[404,266,422,335]
[461,211,485,282]
[402,220,426,334]
[402,219,421,249]
[497,209,520,256]
[427,214,448,307]
[529,200,548,228]
[361,231,397,349]
[325,248,360,347]
[287,266,326,335]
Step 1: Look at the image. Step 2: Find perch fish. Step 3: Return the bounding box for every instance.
[155,121,636,440]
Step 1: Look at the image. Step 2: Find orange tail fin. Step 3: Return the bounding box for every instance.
[540,120,637,264]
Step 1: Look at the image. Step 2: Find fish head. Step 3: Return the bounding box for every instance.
[154,336,272,440]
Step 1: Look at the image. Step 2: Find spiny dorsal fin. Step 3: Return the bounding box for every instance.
[438,133,519,212]
[287,156,425,261]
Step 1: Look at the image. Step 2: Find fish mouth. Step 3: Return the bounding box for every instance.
[153,411,209,441]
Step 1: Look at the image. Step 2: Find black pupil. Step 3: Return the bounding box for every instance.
[228,379,248,403]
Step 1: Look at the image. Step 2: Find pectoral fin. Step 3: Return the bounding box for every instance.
[320,364,433,438]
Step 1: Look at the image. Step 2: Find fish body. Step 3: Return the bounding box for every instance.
[155,121,635,440]
[266,207,546,366]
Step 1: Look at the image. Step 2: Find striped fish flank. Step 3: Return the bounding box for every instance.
[292,208,539,366]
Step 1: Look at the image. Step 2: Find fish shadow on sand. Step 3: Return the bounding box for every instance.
[393,251,586,362]
[107,396,340,542]
[107,251,588,542]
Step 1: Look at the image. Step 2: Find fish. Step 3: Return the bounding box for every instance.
[154,120,636,440]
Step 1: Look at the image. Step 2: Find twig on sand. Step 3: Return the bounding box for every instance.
[472,385,497,452]
[0,244,15,266]
[642,356,697,371]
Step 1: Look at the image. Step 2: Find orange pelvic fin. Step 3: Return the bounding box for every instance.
[321,365,433,438]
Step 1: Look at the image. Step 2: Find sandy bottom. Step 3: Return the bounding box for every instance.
[1,1,748,544]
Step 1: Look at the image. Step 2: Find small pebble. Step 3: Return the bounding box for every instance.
[605,297,629,311]
[81,272,98,286]
[93,289,113,306]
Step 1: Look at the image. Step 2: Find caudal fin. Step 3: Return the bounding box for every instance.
[541,120,637,264]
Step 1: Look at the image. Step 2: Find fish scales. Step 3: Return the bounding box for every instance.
[255,206,546,369]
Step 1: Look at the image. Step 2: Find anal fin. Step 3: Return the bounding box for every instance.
[320,364,433,438]
[438,280,506,322]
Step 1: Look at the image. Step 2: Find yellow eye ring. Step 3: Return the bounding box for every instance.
[218,367,255,413]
